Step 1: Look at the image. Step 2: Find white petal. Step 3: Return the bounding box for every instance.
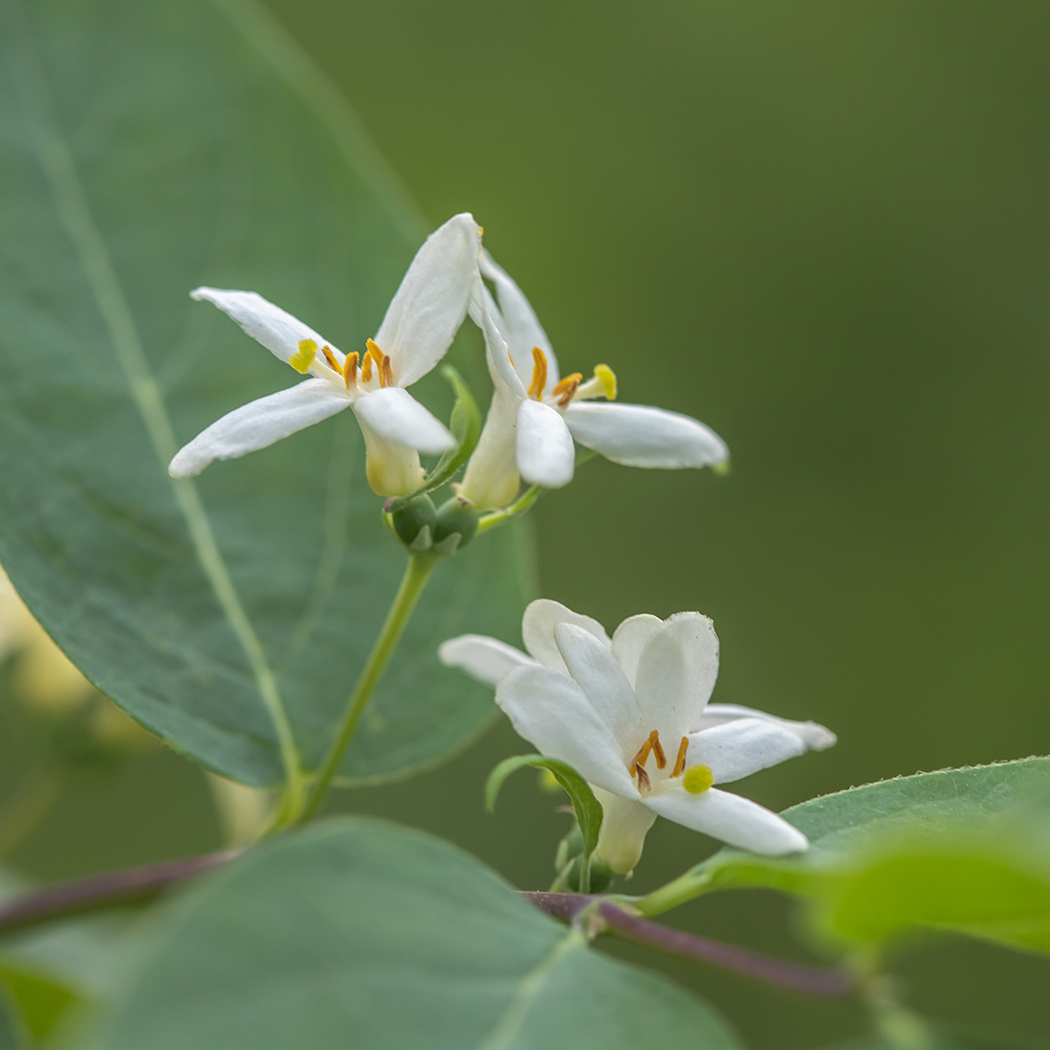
[687,718,809,784]
[554,623,644,745]
[459,386,522,511]
[563,402,728,469]
[516,399,575,488]
[473,288,527,398]
[169,379,350,478]
[521,599,611,672]
[191,288,342,368]
[479,251,560,391]
[593,789,658,875]
[610,614,663,688]
[354,416,425,497]
[645,788,808,855]
[697,704,837,751]
[438,634,536,688]
[353,387,454,455]
[374,213,481,388]
[496,666,635,796]
[633,613,719,744]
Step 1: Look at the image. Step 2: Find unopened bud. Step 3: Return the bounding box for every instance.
[390,494,437,549]
[432,495,480,552]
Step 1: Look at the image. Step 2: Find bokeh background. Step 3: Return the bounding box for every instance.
[3,1,1050,1046]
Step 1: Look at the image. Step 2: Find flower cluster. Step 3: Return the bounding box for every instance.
[442,600,834,873]
[170,214,728,504]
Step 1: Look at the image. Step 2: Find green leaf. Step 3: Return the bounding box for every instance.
[486,754,603,858]
[824,1031,1039,1050]
[643,759,1050,956]
[0,962,82,1045]
[0,987,26,1050]
[0,0,531,787]
[75,818,743,1050]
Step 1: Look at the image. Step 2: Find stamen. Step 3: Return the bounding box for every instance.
[649,729,667,770]
[593,363,617,400]
[366,338,386,368]
[552,372,582,408]
[683,765,714,795]
[360,353,374,384]
[527,347,548,400]
[670,736,689,778]
[635,764,651,794]
[381,354,394,388]
[320,345,342,374]
[628,737,653,776]
[343,351,359,390]
[289,339,317,374]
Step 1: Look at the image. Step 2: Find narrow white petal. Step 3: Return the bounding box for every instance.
[687,718,809,784]
[563,402,728,469]
[374,213,481,388]
[516,399,575,488]
[459,386,522,511]
[473,289,528,398]
[191,288,342,367]
[353,415,425,497]
[521,599,611,672]
[169,379,350,478]
[352,387,454,454]
[633,613,719,744]
[593,788,658,875]
[554,623,644,745]
[479,251,560,391]
[610,614,663,687]
[438,635,536,688]
[645,789,809,855]
[496,666,635,796]
[697,704,837,751]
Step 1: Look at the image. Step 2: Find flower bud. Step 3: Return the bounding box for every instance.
[390,494,437,549]
[432,495,480,553]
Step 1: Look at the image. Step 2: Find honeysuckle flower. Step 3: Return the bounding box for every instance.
[440,600,835,874]
[169,214,483,497]
[458,253,730,510]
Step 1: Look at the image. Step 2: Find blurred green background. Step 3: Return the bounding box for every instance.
[3,1,1050,1046]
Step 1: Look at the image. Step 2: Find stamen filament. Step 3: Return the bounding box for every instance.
[670,736,689,778]
[527,347,548,400]
[649,729,667,770]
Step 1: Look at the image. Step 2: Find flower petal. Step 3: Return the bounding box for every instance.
[375,213,482,388]
[479,251,559,392]
[354,416,424,497]
[687,718,810,784]
[459,386,522,511]
[697,704,837,751]
[593,788,658,875]
[191,288,342,368]
[633,612,718,743]
[521,599,611,672]
[610,613,663,687]
[563,402,728,469]
[353,387,455,455]
[472,284,527,398]
[496,665,635,796]
[169,379,351,478]
[438,634,536,688]
[645,788,808,855]
[516,399,575,488]
[554,623,644,746]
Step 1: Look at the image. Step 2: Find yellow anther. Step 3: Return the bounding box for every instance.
[636,764,651,794]
[344,351,359,390]
[366,338,386,367]
[527,347,548,400]
[361,353,374,384]
[289,339,317,374]
[670,736,689,778]
[320,345,342,374]
[649,729,667,770]
[380,354,394,389]
[593,363,617,400]
[552,372,582,408]
[629,737,653,776]
[683,765,714,795]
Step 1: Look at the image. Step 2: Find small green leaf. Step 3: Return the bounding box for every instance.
[487,754,604,858]
[0,986,26,1050]
[76,818,743,1050]
[0,962,82,1044]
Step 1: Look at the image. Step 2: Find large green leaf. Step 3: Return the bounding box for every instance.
[0,0,531,787]
[0,988,25,1050]
[74,818,742,1050]
[646,759,1050,956]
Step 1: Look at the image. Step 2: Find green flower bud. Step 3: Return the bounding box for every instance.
[390,494,437,549]
[432,495,480,554]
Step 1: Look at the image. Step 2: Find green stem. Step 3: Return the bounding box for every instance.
[477,485,541,534]
[631,869,712,917]
[295,552,437,823]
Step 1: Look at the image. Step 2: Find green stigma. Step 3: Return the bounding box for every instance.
[683,764,714,795]
[290,339,318,374]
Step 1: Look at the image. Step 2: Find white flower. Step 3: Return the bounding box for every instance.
[458,253,730,510]
[169,214,483,497]
[440,600,835,874]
